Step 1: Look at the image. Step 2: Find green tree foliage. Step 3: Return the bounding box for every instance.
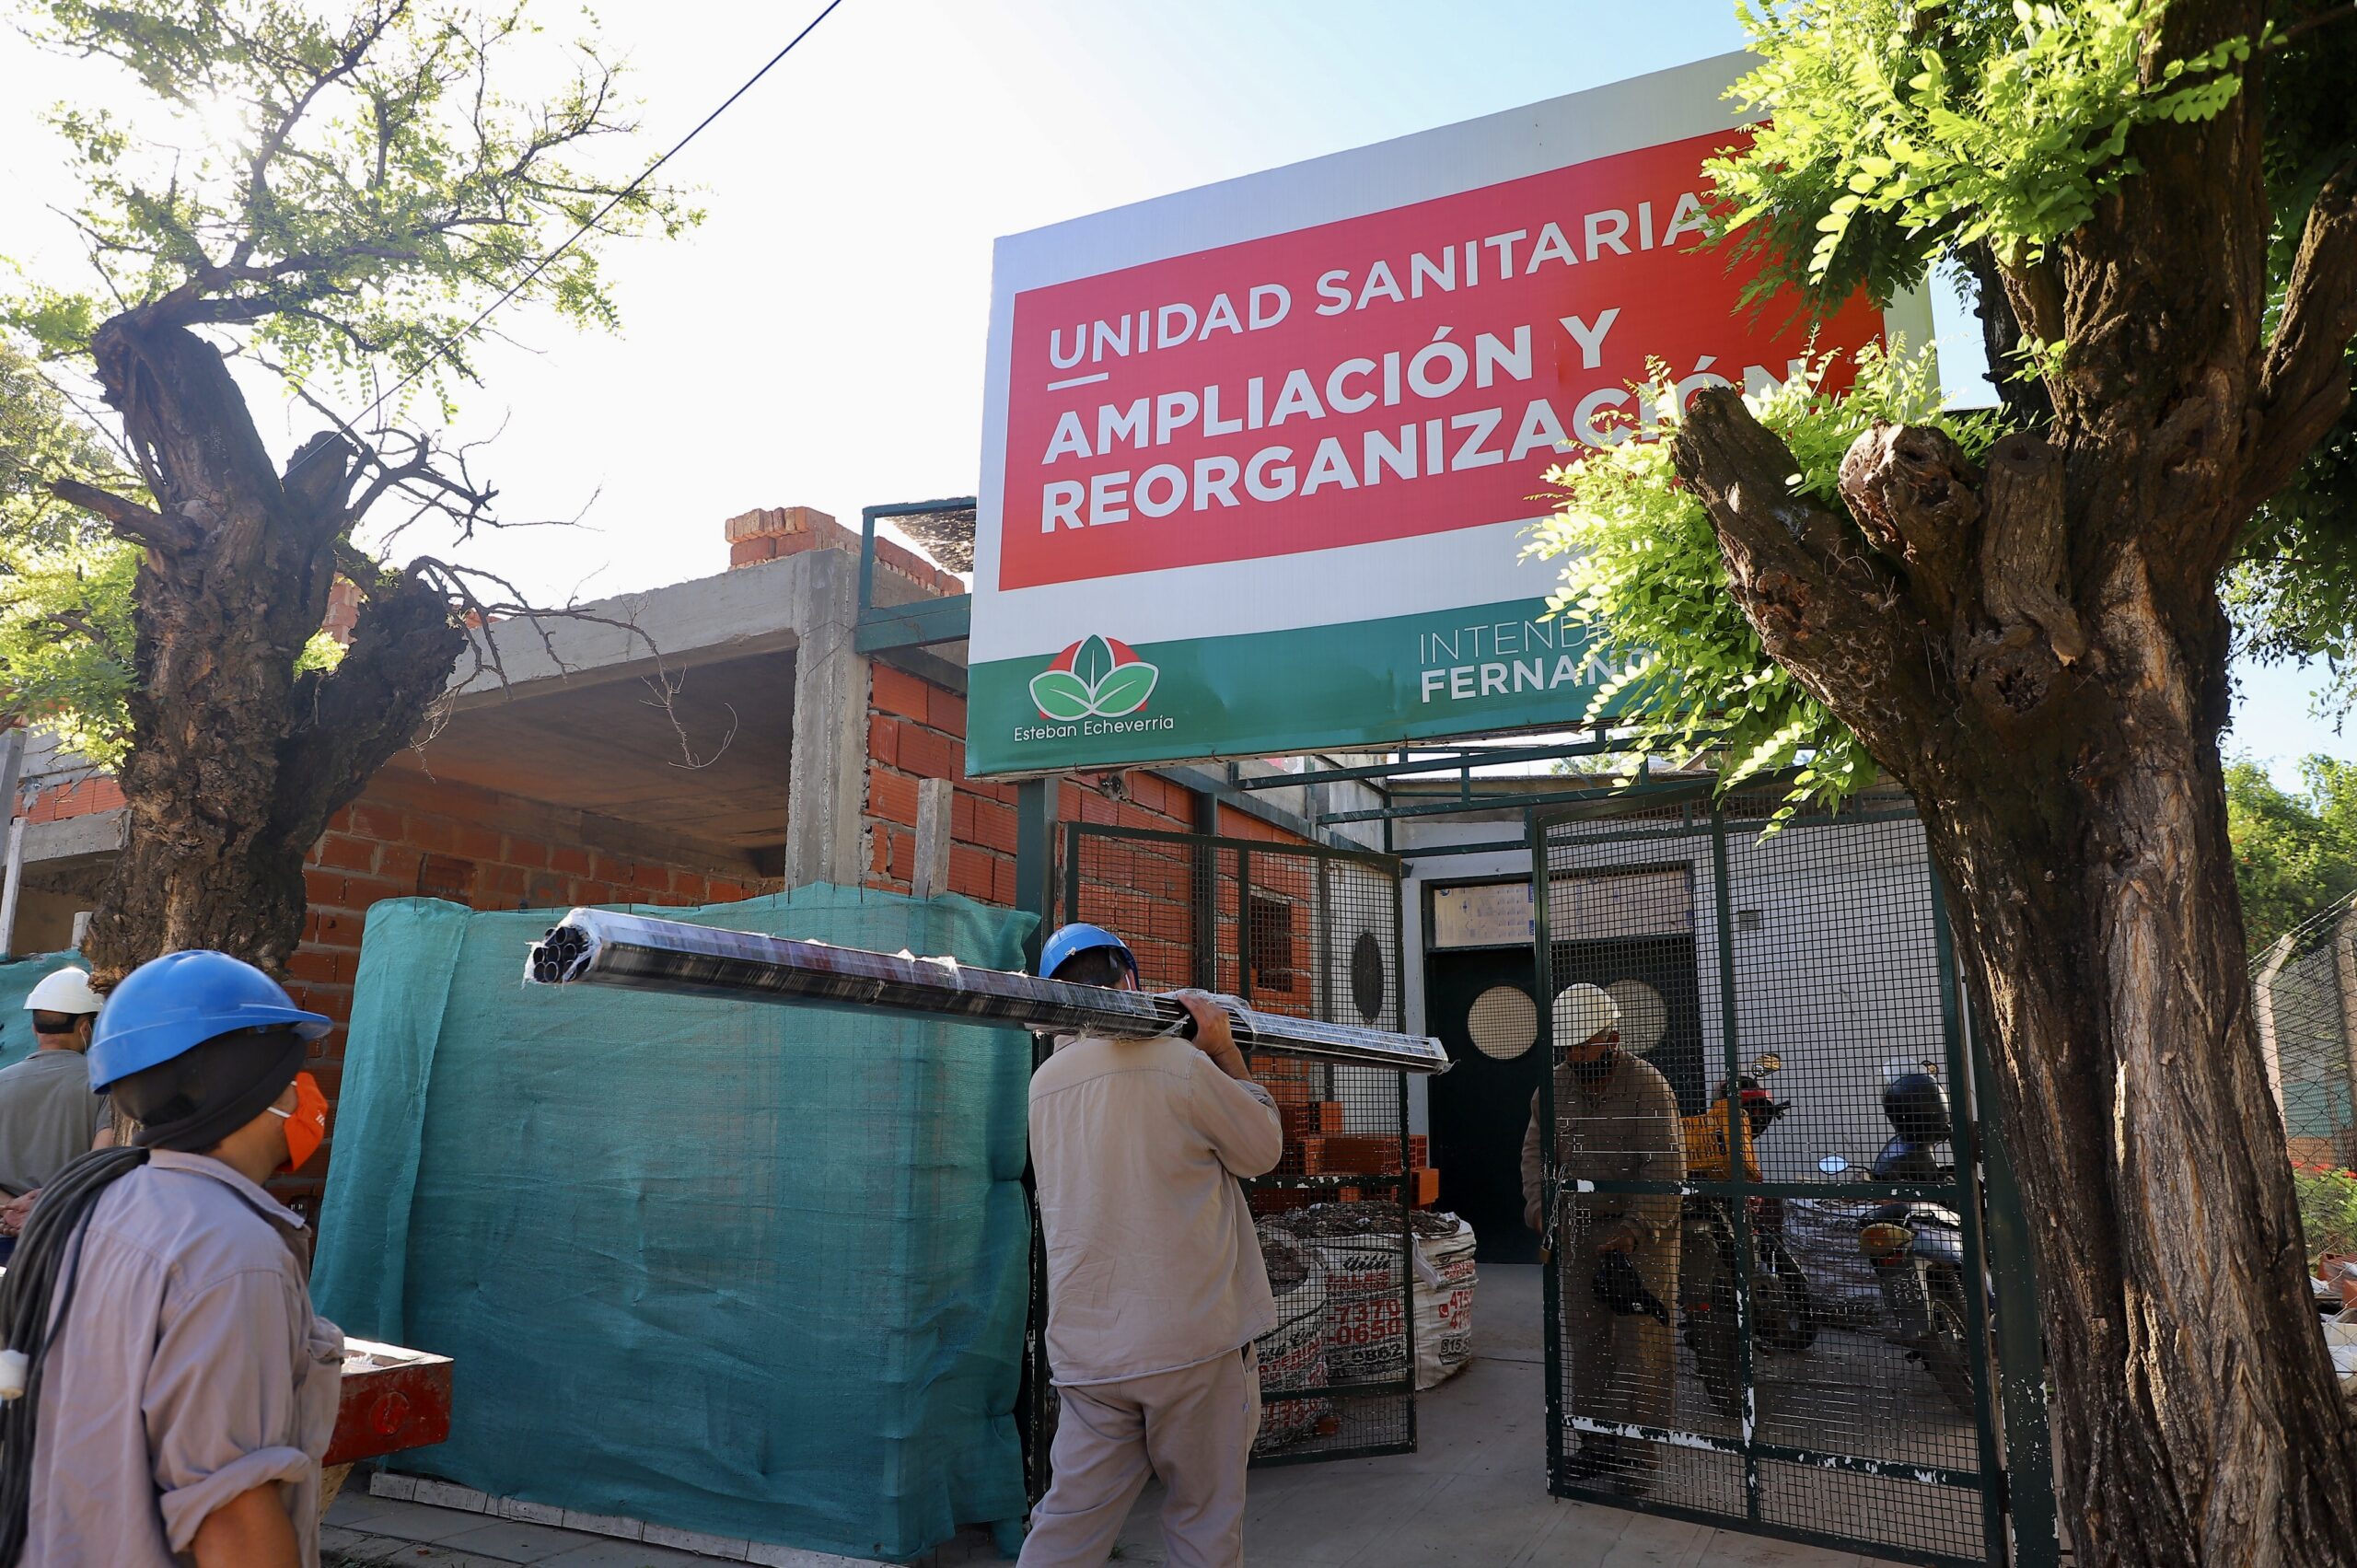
[6,0,697,401]
[1717,0,2258,310]
[0,0,694,976]
[0,343,137,762]
[1535,0,2357,816]
[1533,344,2011,817]
[2225,755,2357,944]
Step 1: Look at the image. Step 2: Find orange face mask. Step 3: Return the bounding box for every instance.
[267,1072,330,1174]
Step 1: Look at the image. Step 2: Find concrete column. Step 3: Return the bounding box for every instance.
[784,551,872,889]
[911,777,954,899]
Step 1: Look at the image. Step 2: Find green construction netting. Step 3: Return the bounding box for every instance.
[0,950,87,1072]
[315,888,1036,1562]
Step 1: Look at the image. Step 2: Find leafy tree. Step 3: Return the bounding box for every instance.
[0,343,137,762]
[1,0,693,981]
[1534,0,2357,1556]
[2225,756,2357,944]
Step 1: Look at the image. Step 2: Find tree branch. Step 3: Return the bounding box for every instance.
[1837,422,1982,624]
[1670,389,1939,765]
[2242,160,2357,516]
[271,563,463,851]
[48,477,191,550]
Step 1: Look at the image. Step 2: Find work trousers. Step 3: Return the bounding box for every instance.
[1017,1344,1260,1568]
[1561,1231,1678,1477]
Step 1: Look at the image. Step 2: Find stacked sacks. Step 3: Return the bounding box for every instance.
[1410,1214,1478,1389]
[1252,1226,1333,1449]
[1269,1202,1481,1391]
[1280,1202,1411,1388]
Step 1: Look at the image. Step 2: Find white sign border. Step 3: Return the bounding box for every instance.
[973,50,1935,666]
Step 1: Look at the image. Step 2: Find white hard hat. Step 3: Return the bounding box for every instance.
[1553,982,1620,1047]
[24,969,101,1016]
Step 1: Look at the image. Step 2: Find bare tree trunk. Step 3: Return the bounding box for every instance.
[75,315,462,983]
[1654,2,2357,1551]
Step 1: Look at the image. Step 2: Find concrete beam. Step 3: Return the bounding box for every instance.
[20,807,126,866]
[447,550,848,705]
[783,551,870,890]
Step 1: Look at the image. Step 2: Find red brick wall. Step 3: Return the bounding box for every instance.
[275,767,775,1220]
[858,663,1334,1003]
[859,661,1212,908]
[19,773,124,823]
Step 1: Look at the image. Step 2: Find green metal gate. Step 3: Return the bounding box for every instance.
[1530,784,2042,1566]
[1040,820,1418,1469]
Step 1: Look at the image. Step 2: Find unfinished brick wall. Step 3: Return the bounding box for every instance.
[274,767,775,1221]
[17,772,124,823]
[858,661,1207,925]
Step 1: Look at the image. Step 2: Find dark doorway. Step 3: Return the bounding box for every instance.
[1427,947,1547,1263]
[1426,924,1707,1263]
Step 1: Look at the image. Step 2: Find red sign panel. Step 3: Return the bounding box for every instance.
[997,128,1885,593]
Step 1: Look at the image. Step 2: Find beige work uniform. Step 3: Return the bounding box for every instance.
[24,1151,343,1567]
[1021,1032,1283,1568]
[1520,1053,1683,1477]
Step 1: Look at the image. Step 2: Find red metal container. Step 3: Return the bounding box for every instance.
[326,1338,452,1467]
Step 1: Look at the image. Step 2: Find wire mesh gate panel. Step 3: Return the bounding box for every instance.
[1039,821,1417,1469]
[1533,790,2010,1567]
[2252,900,2357,1297]
[2253,900,2357,1179]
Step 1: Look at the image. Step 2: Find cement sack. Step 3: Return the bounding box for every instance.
[1287,1214,1410,1387]
[1411,1215,1478,1390]
[1253,1228,1332,1450]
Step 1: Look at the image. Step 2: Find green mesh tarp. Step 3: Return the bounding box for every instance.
[0,951,86,1072]
[314,888,1036,1562]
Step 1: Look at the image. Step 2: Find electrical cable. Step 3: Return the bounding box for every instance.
[281,0,849,484]
[0,1146,150,1565]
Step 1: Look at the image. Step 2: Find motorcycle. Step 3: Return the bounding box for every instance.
[1683,1054,1819,1419]
[1817,1063,1975,1416]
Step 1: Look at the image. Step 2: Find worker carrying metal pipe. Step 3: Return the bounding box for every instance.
[1017,923,1283,1568]
[0,950,343,1568]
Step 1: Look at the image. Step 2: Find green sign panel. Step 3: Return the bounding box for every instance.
[968,598,1610,774]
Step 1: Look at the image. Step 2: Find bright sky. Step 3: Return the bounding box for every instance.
[0,0,2343,784]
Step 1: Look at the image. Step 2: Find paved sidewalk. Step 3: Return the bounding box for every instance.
[324,1267,1898,1568]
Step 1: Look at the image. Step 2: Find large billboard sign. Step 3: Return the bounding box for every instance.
[968,53,1927,777]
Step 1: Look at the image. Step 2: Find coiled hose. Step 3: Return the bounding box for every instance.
[0,1147,149,1564]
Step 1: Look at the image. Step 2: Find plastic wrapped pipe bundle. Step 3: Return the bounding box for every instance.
[524,909,1451,1075]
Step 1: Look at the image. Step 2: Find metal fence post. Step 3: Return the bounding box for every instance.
[1529,812,1563,1491]
[1015,779,1058,970]
[1707,806,1762,1523]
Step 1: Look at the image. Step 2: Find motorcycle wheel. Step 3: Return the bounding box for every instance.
[1924,1273,1976,1417]
[1758,1244,1820,1353]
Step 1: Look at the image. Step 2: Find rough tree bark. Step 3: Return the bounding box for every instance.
[64,307,463,984]
[1669,8,2357,1556]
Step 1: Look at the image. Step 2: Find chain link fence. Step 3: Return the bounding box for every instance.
[2251,897,2357,1265]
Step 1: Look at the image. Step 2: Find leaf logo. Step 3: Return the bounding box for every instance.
[1030,634,1159,721]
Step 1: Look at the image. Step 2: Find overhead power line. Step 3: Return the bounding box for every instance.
[288,0,849,481]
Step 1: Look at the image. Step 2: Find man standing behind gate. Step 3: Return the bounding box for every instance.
[1521,983,1683,1496]
[1020,923,1283,1568]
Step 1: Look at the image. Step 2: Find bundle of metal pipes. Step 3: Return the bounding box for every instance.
[523,909,1451,1075]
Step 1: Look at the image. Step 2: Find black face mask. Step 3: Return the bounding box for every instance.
[1570,1048,1619,1085]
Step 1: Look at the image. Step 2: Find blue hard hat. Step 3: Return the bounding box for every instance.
[87,950,332,1092]
[1039,923,1135,981]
